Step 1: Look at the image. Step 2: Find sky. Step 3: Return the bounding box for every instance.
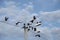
[0,0,60,40]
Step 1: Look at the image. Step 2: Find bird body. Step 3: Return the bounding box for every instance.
[33,16,36,20]
[16,22,21,25]
[5,17,8,21]
[30,16,36,23]
[35,34,40,37]
[34,28,37,31]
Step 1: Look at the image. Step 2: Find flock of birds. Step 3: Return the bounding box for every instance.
[3,16,41,37]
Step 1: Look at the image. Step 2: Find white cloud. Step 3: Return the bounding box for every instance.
[51,27,60,40]
[39,10,60,23]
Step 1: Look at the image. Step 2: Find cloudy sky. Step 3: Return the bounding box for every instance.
[0,0,60,40]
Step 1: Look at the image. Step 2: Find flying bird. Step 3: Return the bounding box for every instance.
[34,28,37,31]
[33,16,36,20]
[22,23,28,29]
[32,27,33,30]
[30,20,34,23]
[36,21,41,26]
[16,22,21,25]
[27,23,31,26]
[36,23,41,26]
[35,34,40,37]
[5,17,8,21]
[30,16,36,23]
[37,31,40,33]
[27,28,30,31]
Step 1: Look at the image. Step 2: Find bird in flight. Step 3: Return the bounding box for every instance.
[5,17,8,21]
[35,34,40,37]
[34,28,37,31]
[36,21,41,26]
[33,16,36,20]
[30,16,36,23]
[16,22,21,25]
[22,23,28,29]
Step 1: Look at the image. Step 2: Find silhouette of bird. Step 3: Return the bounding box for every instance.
[37,31,40,33]
[35,34,40,37]
[27,28,30,31]
[39,21,41,23]
[5,17,8,21]
[29,26,32,28]
[27,23,31,26]
[33,16,36,20]
[32,27,33,30]
[34,28,37,31]
[22,23,28,29]
[30,16,36,23]
[30,20,34,23]
[36,23,41,26]
[16,22,21,25]
[36,21,41,26]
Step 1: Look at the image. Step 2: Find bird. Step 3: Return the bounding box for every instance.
[30,16,36,23]
[27,28,30,31]
[34,28,37,31]
[32,27,33,30]
[29,26,32,28]
[33,16,36,20]
[27,23,31,26]
[35,34,40,37]
[5,17,8,21]
[37,31,40,33]
[36,23,41,26]
[39,21,41,23]
[16,22,21,25]
[22,23,28,29]
[36,21,41,26]
[30,20,34,23]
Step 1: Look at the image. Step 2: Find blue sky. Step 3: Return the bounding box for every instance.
[0,0,60,40]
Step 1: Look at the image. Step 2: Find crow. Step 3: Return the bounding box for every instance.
[22,23,28,29]
[33,16,36,20]
[36,21,41,26]
[27,28,30,31]
[36,23,41,26]
[16,22,21,25]
[27,23,31,26]
[34,28,37,31]
[32,27,33,30]
[30,16,36,23]
[30,20,34,23]
[5,17,8,21]
[37,31,40,33]
[35,34,40,37]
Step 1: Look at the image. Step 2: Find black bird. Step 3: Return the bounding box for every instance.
[39,21,41,23]
[16,22,21,25]
[33,16,36,20]
[36,21,41,26]
[37,31,40,33]
[22,23,28,29]
[5,17,8,21]
[35,34,40,37]
[27,28,30,31]
[37,21,41,24]
[30,20,34,23]
[27,23,31,26]
[34,28,37,31]
[29,26,32,28]
[36,23,41,26]
[30,16,36,23]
